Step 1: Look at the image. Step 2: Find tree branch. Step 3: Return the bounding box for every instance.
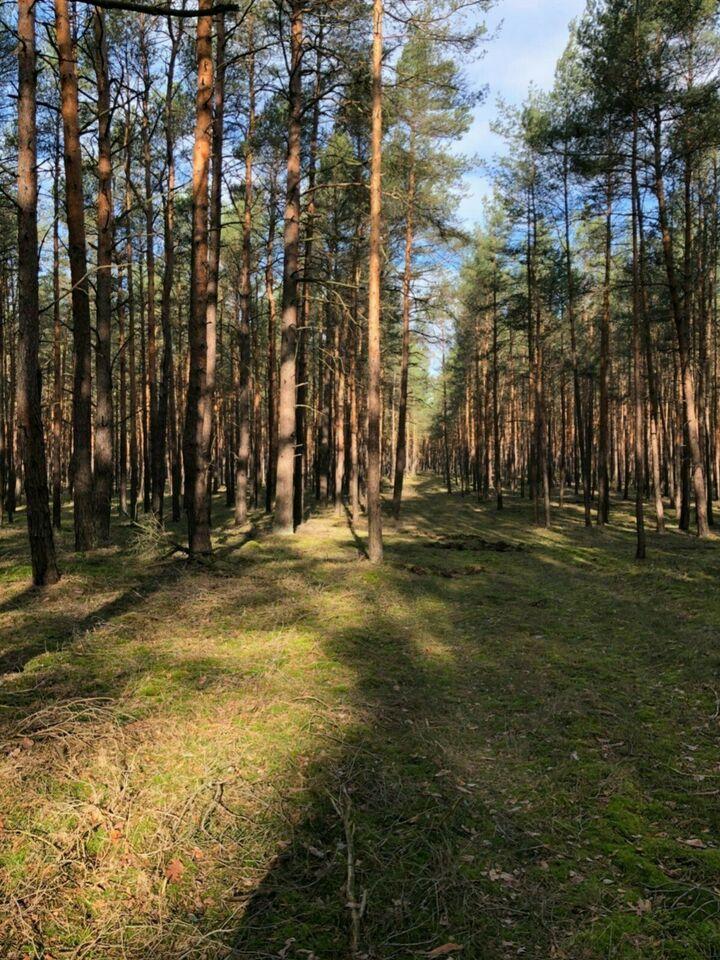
[74,0,240,18]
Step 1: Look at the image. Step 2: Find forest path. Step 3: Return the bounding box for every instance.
[1,478,719,959]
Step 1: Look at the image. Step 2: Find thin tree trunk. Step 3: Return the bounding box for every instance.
[124,109,140,521]
[597,173,612,526]
[492,259,503,510]
[56,0,94,551]
[652,104,709,537]
[235,30,254,526]
[275,0,303,533]
[333,311,346,514]
[366,0,384,562]
[204,9,224,521]
[348,267,361,522]
[160,18,182,524]
[93,8,114,544]
[265,174,278,513]
[183,0,214,555]
[52,113,63,530]
[139,24,161,517]
[636,152,665,533]
[631,106,646,559]
[295,38,322,528]
[392,150,415,519]
[17,0,60,585]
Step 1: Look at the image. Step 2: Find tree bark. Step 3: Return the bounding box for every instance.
[631,107,646,559]
[52,113,63,530]
[159,17,181,525]
[93,8,114,544]
[139,23,161,518]
[275,0,303,533]
[652,104,709,537]
[392,150,415,519]
[294,38,322,529]
[597,173,612,526]
[264,173,278,513]
[17,0,60,585]
[124,108,140,521]
[366,0,384,562]
[56,0,94,551]
[183,0,214,555]
[235,29,253,526]
[492,258,503,510]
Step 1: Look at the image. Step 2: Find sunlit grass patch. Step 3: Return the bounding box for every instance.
[1,478,719,958]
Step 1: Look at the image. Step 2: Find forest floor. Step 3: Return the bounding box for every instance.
[1,477,719,960]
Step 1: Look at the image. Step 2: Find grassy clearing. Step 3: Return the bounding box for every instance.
[1,477,719,959]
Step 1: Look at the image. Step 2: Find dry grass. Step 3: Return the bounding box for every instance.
[1,478,719,959]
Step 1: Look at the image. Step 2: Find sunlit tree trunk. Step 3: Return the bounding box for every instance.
[275,0,303,533]
[366,0,384,562]
[55,0,94,551]
[93,8,114,544]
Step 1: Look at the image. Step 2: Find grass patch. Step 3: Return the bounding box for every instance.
[1,478,719,958]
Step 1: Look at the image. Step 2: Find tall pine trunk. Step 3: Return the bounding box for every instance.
[52,114,63,530]
[93,8,114,544]
[159,18,181,525]
[235,32,254,526]
[631,107,646,559]
[392,149,415,520]
[264,175,278,513]
[366,0,384,562]
[183,0,214,555]
[56,0,94,551]
[597,173,612,526]
[653,105,709,537]
[17,0,60,585]
[275,0,303,533]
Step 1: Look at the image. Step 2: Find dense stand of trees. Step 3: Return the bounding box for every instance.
[6,0,719,586]
[0,0,481,584]
[427,0,720,559]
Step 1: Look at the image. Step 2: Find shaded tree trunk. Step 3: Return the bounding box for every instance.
[183,0,214,555]
[392,150,415,520]
[235,30,253,526]
[93,7,114,544]
[652,104,709,537]
[52,114,63,530]
[159,17,182,524]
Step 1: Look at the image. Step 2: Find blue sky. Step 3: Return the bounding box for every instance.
[457,0,587,225]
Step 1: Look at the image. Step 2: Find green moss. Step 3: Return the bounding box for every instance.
[3,480,720,958]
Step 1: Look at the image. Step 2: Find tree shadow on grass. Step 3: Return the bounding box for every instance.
[222,496,720,960]
[0,551,194,685]
[2,482,720,959]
